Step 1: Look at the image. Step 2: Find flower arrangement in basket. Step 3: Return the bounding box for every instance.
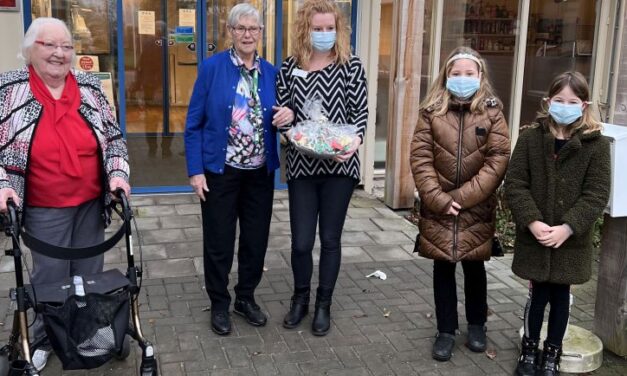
[286,97,359,159]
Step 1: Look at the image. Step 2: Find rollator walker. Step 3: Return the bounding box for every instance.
[0,190,158,375]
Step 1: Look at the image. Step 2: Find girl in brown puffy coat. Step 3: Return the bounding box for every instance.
[410,46,510,361]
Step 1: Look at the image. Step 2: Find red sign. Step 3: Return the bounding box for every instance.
[79,56,94,71]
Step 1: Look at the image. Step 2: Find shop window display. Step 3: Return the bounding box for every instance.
[520,0,597,126]
[441,0,519,123]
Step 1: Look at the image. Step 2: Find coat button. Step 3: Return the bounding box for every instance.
[228,105,232,109]
[263,107,267,111]
[558,200,564,205]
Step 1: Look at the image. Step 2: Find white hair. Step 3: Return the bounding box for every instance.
[227,3,262,27]
[19,17,74,65]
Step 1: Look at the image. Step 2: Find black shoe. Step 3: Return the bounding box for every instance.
[233,299,267,326]
[432,332,455,361]
[515,336,540,376]
[283,293,309,329]
[537,341,562,376]
[466,324,487,352]
[211,311,231,335]
[311,302,331,336]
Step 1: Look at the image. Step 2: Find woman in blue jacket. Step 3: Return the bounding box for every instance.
[184,3,294,336]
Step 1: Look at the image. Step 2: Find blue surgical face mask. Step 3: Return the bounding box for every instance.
[548,102,583,126]
[446,76,481,99]
[311,31,336,52]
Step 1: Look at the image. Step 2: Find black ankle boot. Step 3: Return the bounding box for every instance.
[537,341,562,376]
[311,287,332,336]
[466,324,487,352]
[514,336,539,376]
[283,290,310,329]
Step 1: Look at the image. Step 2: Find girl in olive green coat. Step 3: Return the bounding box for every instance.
[505,71,610,376]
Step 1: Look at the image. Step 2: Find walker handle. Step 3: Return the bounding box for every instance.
[112,188,132,222]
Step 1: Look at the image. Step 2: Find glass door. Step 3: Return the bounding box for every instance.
[124,0,277,189]
[206,1,276,63]
[123,0,198,188]
[440,0,520,122]
[519,0,599,126]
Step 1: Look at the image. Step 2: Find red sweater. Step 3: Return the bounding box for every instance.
[26,66,101,207]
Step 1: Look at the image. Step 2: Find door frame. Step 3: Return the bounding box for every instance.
[23,0,359,194]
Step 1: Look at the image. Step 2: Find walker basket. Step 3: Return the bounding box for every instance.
[35,270,131,370]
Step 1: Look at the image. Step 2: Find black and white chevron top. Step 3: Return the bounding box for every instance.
[276,55,368,181]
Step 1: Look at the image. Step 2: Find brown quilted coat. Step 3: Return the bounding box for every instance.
[410,99,510,262]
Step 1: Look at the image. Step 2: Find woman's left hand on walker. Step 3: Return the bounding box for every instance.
[109,177,131,199]
[537,224,572,248]
[272,106,294,128]
[333,137,361,163]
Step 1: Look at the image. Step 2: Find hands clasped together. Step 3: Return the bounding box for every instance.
[528,220,572,249]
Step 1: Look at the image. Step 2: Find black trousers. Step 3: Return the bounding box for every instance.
[201,165,274,311]
[288,176,356,298]
[523,281,571,345]
[433,259,488,334]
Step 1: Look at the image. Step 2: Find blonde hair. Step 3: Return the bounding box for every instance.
[420,46,501,116]
[535,71,602,135]
[292,0,351,67]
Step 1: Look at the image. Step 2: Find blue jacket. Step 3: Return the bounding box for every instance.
[184,50,280,176]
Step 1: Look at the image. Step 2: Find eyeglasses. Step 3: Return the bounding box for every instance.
[230,25,263,36]
[35,40,74,52]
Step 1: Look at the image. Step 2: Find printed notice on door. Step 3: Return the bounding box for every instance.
[138,10,155,35]
[179,9,195,29]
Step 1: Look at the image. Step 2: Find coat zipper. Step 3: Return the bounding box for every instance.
[452,109,465,261]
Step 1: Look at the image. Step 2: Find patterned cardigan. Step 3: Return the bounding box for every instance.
[0,67,129,211]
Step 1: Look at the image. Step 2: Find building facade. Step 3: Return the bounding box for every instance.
[1,0,626,206]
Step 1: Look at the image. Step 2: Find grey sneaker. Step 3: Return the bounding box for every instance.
[31,348,51,371]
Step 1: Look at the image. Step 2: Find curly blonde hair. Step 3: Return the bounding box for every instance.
[535,71,602,135]
[292,0,351,68]
[420,46,502,116]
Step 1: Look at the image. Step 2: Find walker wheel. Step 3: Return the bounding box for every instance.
[140,368,157,376]
[140,358,158,376]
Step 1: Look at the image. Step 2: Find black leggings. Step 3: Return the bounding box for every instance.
[523,281,571,345]
[287,176,356,297]
[433,259,488,334]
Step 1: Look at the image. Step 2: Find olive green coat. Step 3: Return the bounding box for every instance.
[504,121,611,284]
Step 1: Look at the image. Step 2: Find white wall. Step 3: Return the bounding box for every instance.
[0,9,24,71]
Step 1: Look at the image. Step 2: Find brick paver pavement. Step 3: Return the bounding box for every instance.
[0,191,625,375]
